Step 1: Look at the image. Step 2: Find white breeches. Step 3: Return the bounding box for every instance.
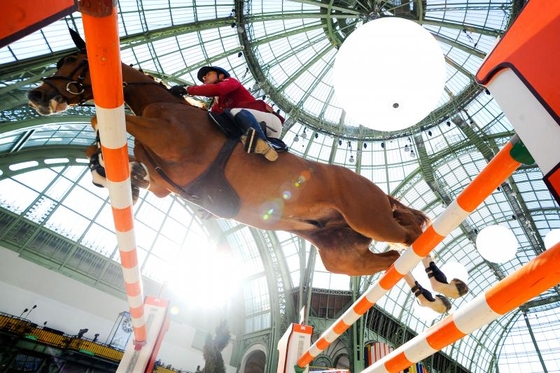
[230,108,283,139]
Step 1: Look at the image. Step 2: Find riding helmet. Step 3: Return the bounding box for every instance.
[197,66,231,82]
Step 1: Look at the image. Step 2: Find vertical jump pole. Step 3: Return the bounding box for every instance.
[79,0,146,346]
[364,240,560,373]
[295,135,531,371]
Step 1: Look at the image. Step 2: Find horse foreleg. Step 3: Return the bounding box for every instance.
[85,137,108,189]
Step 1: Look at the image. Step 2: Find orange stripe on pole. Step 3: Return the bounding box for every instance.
[130,306,144,320]
[379,266,402,289]
[486,241,560,314]
[120,250,139,269]
[298,352,314,368]
[125,281,142,297]
[411,225,445,257]
[457,142,520,211]
[82,10,124,109]
[425,318,466,351]
[111,206,134,232]
[385,351,412,373]
[353,297,374,315]
[133,328,147,342]
[316,338,330,351]
[101,145,130,182]
[332,320,350,335]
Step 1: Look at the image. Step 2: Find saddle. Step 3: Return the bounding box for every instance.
[208,110,243,139]
[208,110,289,151]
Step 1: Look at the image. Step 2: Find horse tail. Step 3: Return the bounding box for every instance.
[387,195,431,245]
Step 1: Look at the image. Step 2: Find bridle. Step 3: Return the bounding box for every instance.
[42,54,91,105]
[41,52,175,108]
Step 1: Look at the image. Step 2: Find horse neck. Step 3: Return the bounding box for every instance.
[120,63,180,115]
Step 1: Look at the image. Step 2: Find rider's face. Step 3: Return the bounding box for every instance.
[203,71,219,84]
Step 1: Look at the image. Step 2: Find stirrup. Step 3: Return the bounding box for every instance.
[242,128,278,161]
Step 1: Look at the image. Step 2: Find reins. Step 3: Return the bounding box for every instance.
[47,53,176,107]
[42,57,91,104]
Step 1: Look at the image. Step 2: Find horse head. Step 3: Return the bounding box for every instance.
[28,29,180,116]
[27,51,93,115]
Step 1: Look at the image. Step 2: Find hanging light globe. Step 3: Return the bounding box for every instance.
[544,229,560,250]
[333,17,446,131]
[440,262,469,284]
[476,225,518,263]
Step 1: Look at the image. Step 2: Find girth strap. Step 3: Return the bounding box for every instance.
[143,138,241,218]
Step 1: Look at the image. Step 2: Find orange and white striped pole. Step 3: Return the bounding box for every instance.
[80,0,146,346]
[364,240,560,373]
[295,135,528,370]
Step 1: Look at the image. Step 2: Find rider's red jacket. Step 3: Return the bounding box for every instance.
[187,77,284,123]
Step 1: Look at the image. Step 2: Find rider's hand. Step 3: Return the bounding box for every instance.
[169,85,189,97]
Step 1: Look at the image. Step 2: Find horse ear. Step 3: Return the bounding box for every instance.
[68,28,86,51]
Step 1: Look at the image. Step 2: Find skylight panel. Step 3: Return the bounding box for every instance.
[144,9,175,29]
[119,12,145,35]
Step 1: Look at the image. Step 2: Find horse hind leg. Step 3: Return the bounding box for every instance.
[389,196,430,245]
[423,255,469,299]
[404,272,451,314]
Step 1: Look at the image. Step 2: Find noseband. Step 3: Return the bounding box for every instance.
[42,55,91,104]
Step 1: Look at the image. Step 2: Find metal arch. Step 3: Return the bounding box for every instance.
[235,0,500,139]
[0,146,89,180]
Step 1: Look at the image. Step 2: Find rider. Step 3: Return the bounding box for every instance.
[173,66,284,162]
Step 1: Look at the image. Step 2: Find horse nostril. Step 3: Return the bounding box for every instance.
[27,90,43,102]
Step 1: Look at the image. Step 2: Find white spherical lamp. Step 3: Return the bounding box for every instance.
[440,262,469,284]
[333,17,446,131]
[544,229,560,250]
[476,225,518,263]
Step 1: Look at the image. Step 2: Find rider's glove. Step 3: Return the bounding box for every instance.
[169,85,189,97]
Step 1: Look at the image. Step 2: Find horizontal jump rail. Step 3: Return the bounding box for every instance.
[296,135,529,370]
[364,240,560,373]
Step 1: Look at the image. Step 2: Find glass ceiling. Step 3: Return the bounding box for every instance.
[1,0,559,372]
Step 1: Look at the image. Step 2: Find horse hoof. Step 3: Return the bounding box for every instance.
[130,162,150,189]
[432,278,469,299]
[426,261,469,299]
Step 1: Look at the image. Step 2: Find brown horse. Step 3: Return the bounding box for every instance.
[27,50,433,279]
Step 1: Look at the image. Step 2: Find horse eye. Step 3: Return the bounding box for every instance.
[56,56,77,69]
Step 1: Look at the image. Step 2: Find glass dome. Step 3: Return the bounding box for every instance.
[1,1,559,372]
